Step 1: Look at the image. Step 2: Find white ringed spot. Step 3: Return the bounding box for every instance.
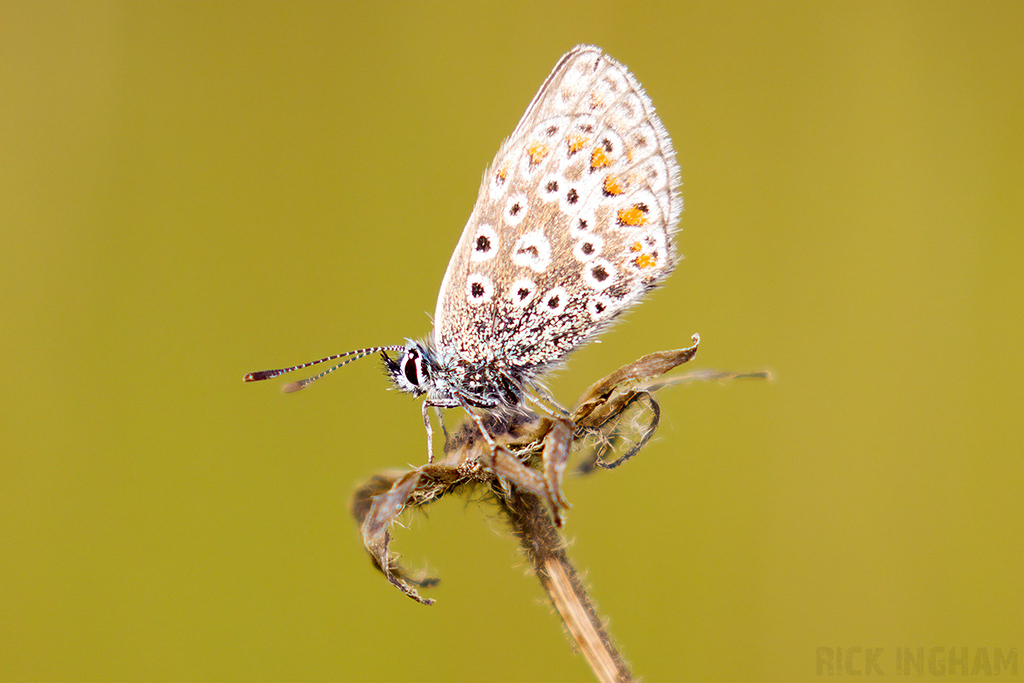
[572,233,604,263]
[540,287,569,316]
[466,273,494,305]
[503,193,529,226]
[511,231,551,272]
[507,277,537,308]
[470,224,499,262]
[583,257,616,291]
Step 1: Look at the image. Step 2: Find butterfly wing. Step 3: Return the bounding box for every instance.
[433,45,681,376]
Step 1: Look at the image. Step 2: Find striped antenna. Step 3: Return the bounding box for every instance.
[243,346,404,393]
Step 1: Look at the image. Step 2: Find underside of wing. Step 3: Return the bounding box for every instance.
[434,46,682,373]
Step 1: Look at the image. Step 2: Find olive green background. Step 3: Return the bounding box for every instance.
[3,2,1021,681]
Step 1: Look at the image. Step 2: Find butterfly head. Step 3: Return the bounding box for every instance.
[382,340,436,398]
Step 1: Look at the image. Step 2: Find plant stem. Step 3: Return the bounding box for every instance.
[499,487,634,683]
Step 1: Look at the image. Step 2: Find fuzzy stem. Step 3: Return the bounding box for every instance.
[499,487,634,683]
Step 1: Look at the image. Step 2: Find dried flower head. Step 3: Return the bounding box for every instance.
[353,335,763,604]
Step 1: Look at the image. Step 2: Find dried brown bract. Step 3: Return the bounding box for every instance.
[351,335,748,604]
[350,335,771,682]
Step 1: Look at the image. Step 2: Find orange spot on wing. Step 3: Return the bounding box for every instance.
[590,146,612,170]
[630,241,643,252]
[635,253,657,269]
[528,142,549,165]
[603,174,624,195]
[567,133,588,154]
[617,203,650,226]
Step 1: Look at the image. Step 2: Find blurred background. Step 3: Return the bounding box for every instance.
[3,2,1021,681]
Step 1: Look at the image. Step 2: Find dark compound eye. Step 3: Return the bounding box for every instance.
[402,350,421,386]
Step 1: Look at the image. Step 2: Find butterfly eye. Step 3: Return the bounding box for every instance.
[402,349,423,387]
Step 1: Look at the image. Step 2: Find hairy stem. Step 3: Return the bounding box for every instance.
[499,487,634,683]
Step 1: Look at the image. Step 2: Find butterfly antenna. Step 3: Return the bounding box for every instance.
[243,346,404,392]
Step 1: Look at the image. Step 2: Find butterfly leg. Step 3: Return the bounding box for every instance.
[421,400,436,463]
[434,406,451,451]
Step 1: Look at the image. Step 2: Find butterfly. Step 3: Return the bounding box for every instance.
[245,45,681,520]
